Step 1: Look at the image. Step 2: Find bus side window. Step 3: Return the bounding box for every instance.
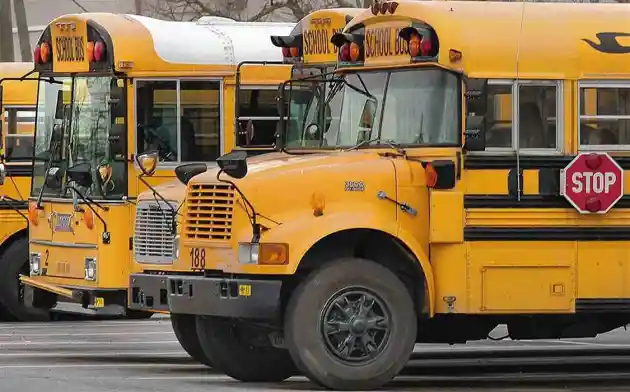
[484,83,513,149]
[518,83,558,151]
[179,80,220,162]
[579,85,629,148]
[136,80,178,162]
[237,88,284,147]
[3,107,35,161]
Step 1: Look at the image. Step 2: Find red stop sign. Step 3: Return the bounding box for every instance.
[561,152,624,214]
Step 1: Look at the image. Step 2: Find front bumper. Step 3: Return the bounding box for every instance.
[167,275,282,319]
[128,273,170,312]
[20,275,125,309]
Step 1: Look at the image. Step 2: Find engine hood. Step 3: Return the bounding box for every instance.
[137,178,186,203]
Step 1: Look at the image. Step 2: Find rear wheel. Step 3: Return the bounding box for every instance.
[171,314,213,366]
[196,315,297,382]
[0,238,51,321]
[285,257,417,390]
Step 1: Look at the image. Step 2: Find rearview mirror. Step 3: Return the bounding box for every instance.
[67,162,93,188]
[464,115,486,152]
[357,99,377,142]
[136,150,158,177]
[217,150,248,179]
[175,163,207,186]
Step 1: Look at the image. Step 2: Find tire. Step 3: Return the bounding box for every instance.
[171,314,213,367]
[0,238,51,321]
[125,309,154,319]
[196,315,297,382]
[285,257,417,390]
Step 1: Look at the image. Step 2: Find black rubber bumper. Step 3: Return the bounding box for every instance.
[167,275,282,319]
[129,273,169,312]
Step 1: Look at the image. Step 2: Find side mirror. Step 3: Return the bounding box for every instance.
[0,162,5,185]
[465,78,488,115]
[67,162,93,188]
[45,166,63,189]
[175,163,207,186]
[464,115,486,152]
[217,150,248,179]
[136,150,158,177]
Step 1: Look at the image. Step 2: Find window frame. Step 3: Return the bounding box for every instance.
[474,79,564,156]
[2,105,36,158]
[236,85,286,148]
[578,80,630,152]
[133,77,224,168]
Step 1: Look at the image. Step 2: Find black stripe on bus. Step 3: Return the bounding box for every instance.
[0,200,27,210]
[464,195,630,209]
[575,299,630,313]
[463,226,630,241]
[4,165,32,177]
[464,155,630,170]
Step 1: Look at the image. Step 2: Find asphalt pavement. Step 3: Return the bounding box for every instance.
[3,317,630,392]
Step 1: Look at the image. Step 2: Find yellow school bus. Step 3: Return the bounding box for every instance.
[162,1,630,389]
[127,8,355,366]
[0,62,40,321]
[19,13,294,320]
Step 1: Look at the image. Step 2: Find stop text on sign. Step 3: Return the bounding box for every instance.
[571,172,617,194]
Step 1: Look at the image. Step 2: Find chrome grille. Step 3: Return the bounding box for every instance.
[134,200,177,264]
[185,183,234,241]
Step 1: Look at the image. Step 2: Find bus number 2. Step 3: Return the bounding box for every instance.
[55,36,85,62]
[190,247,206,269]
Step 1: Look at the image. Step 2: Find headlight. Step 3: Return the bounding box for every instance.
[84,257,97,281]
[238,243,260,265]
[29,252,41,275]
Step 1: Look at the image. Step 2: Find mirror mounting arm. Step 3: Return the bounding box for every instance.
[66,184,111,244]
[216,169,261,243]
[137,175,177,234]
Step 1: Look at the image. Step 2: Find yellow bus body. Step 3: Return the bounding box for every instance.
[0,62,38,320]
[24,13,294,317]
[128,8,364,313]
[156,1,630,389]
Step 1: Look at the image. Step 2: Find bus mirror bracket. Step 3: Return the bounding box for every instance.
[464,115,486,152]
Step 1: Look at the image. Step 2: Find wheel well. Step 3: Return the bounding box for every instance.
[283,229,427,318]
[0,229,27,260]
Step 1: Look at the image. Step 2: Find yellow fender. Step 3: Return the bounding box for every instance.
[260,210,436,316]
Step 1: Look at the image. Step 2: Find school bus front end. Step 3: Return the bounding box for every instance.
[23,14,149,316]
[167,1,630,390]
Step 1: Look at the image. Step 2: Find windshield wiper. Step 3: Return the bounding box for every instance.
[346,138,408,157]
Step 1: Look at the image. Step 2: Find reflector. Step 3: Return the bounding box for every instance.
[94,41,106,62]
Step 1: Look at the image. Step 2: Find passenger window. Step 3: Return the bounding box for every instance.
[580,86,630,147]
[518,84,558,150]
[237,89,282,147]
[180,80,221,162]
[136,80,178,162]
[3,107,35,160]
[484,84,512,148]
[136,80,221,163]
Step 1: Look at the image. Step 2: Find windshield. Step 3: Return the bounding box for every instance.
[284,68,460,149]
[31,75,126,200]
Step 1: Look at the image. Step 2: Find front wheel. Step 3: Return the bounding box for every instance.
[0,238,51,321]
[171,314,213,367]
[285,257,417,390]
[196,315,297,382]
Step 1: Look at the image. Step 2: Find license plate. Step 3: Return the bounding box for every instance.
[93,297,105,308]
[54,213,73,232]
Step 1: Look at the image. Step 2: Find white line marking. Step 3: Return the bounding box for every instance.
[0,340,179,346]
[0,331,173,338]
[0,363,205,369]
[0,351,185,357]
[0,321,170,330]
